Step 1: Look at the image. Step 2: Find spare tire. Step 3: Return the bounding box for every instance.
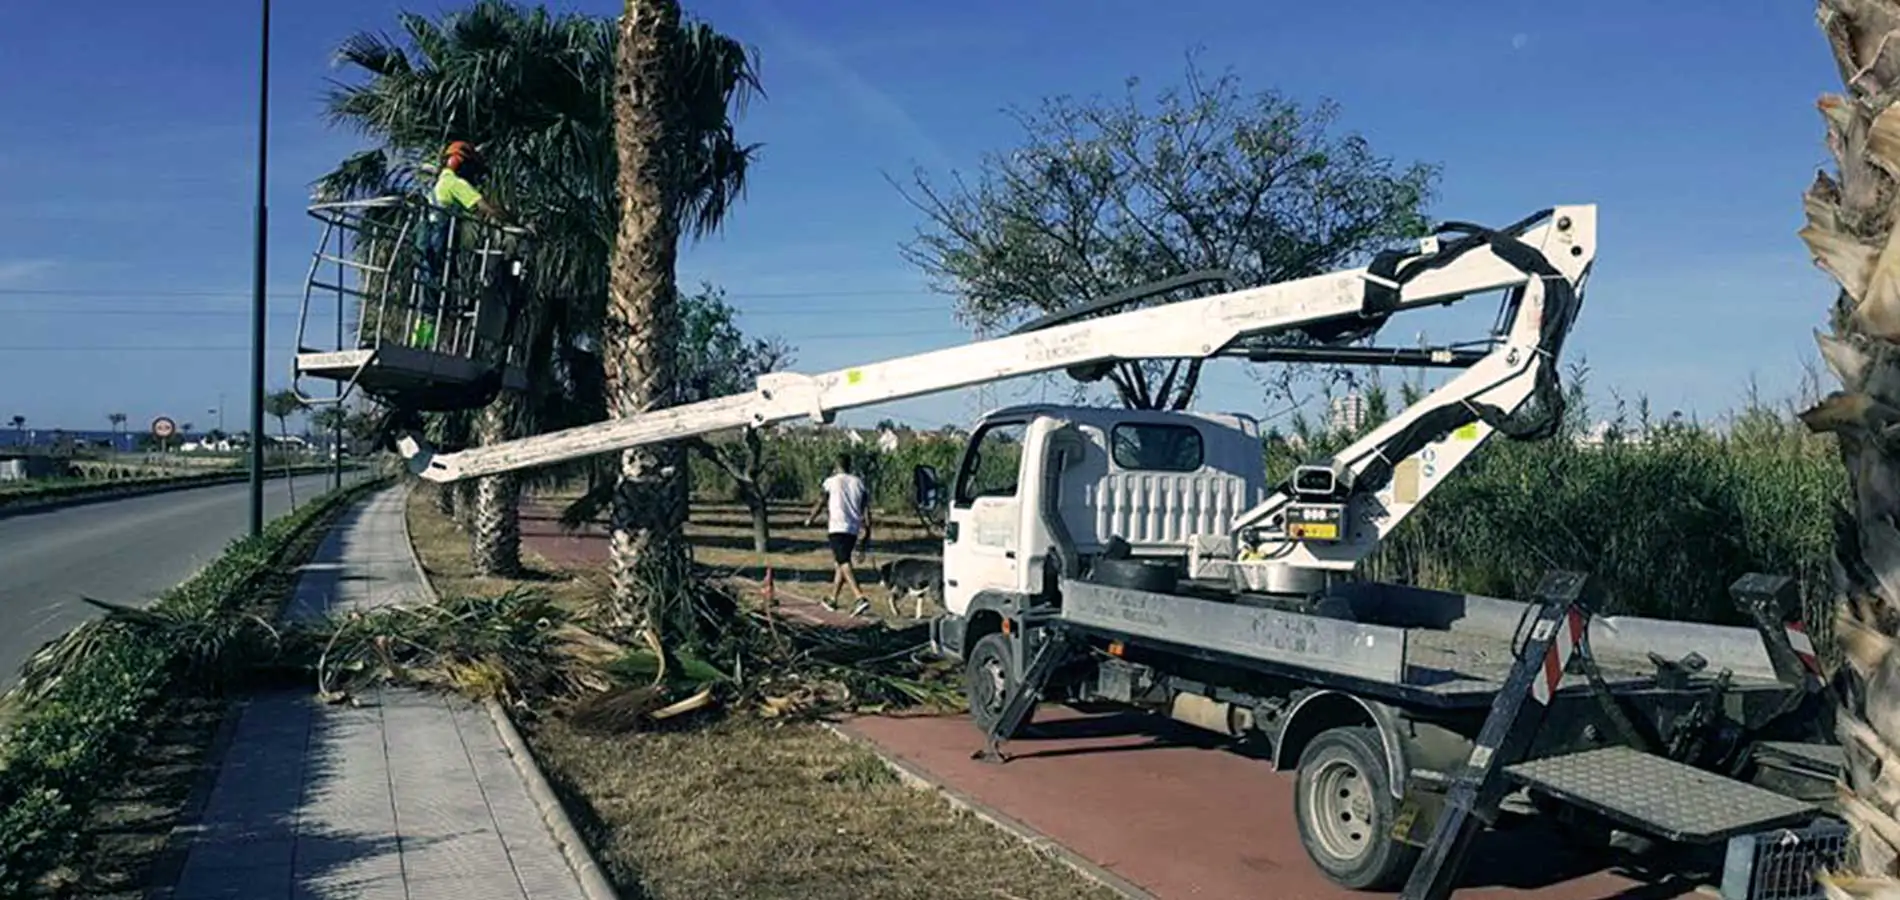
[1088,557,1179,593]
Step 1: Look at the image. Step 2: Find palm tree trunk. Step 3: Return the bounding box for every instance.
[1803,3,1900,894]
[607,0,691,637]
[471,389,524,576]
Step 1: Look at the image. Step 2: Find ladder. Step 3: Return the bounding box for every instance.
[1399,569,1597,900]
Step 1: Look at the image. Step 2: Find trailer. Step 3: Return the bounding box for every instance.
[291,200,1853,897]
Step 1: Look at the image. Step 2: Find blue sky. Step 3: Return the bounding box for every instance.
[0,0,1845,436]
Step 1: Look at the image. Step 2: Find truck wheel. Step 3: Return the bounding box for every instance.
[966,632,1033,738]
[1294,726,1418,890]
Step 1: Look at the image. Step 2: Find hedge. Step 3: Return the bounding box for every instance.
[0,464,352,516]
[0,472,390,895]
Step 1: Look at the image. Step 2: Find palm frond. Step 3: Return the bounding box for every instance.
[333,31,414,78]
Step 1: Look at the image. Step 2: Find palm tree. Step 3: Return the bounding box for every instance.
[470,392,525,574]
[608,0,688,632]
[320,1,617,573]
[320,0,760,592]
[606,0,760,646]
[265,389,307,507]
[1802,4,1900,894]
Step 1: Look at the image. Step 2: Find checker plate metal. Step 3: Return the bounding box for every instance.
[1505,746,1819,843]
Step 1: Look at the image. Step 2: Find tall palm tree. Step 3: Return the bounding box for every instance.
[608,0,688,633]
[320,1,616,574]
[318,0,759,589]
[1802,3,1900,894]
[606,0,761,646]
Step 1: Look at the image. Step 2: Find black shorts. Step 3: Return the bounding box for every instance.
[826,532,857,564]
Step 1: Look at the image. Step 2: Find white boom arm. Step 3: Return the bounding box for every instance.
[398,205,1596,486]
[1208,222,1589,584]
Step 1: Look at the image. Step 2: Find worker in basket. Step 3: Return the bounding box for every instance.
[413,140,515,349]
[369,140,533,451]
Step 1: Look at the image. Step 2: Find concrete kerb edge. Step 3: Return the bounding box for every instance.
[396,482,622,900]
[817,720,1158,900]
[141,693,252,900]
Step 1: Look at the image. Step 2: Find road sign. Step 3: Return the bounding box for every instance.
[151,417,177,439]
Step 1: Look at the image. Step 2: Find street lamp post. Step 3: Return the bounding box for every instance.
[248,0,271,537]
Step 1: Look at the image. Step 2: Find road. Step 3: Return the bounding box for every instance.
[0,470,371,690]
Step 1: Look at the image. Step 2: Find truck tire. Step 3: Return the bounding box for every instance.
[1294,726,1419,890]
[1087,557,1179,593]
[966,632,1033,738]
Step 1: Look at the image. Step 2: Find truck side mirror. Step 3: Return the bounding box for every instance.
[913,464,942,512]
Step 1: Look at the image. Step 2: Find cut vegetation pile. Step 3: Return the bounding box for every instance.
[403,487,1117,900]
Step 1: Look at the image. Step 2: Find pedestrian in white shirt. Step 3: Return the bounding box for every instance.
[804,452,872,615]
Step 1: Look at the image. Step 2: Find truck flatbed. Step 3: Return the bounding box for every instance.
[1058,579,1784,708]
[1404,628,1656,696]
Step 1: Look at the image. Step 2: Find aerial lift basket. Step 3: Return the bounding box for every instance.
[290,195,533,411]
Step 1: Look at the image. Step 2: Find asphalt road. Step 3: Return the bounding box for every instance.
[0,470,372,690]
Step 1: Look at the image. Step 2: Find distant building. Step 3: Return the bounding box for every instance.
[1328,393,1368,433]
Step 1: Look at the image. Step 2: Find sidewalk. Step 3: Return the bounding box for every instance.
[156,487,607,900]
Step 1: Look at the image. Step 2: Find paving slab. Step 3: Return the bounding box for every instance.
[843,705,1696,900]
[160,487,597,900]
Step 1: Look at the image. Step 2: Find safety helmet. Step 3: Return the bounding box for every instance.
[444,140,477,170]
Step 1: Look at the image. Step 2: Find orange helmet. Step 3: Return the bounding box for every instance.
[444,140,476,170]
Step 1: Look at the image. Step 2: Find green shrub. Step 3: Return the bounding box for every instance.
[688,430,962,512]
[0,464,345,512]
[1299,375,1842,625]
[0,473,388,895]
[688,373,1843,630]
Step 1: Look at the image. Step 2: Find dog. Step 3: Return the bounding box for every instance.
[877,557,944,619]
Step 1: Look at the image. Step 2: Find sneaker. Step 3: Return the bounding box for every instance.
[851,598,871,617]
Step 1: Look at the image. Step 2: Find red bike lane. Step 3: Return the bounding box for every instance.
[842,706,1680,900]
[518,500,1682,900]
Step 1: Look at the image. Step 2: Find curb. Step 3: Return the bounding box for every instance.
[397,483,622,900]
[142,695,251,900]
[817,719,1158,900]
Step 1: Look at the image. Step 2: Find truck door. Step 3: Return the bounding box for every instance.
[943,418,1030,616]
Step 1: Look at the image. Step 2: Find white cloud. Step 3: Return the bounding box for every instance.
[0,259,56,286]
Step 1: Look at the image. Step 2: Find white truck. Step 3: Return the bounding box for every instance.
[295,201,1848,899]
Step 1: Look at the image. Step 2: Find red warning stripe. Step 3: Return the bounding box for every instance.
[1530,607,1586,706]
[1785,621,1821,676]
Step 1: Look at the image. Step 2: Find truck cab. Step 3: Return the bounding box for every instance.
[922,404,1267,661]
